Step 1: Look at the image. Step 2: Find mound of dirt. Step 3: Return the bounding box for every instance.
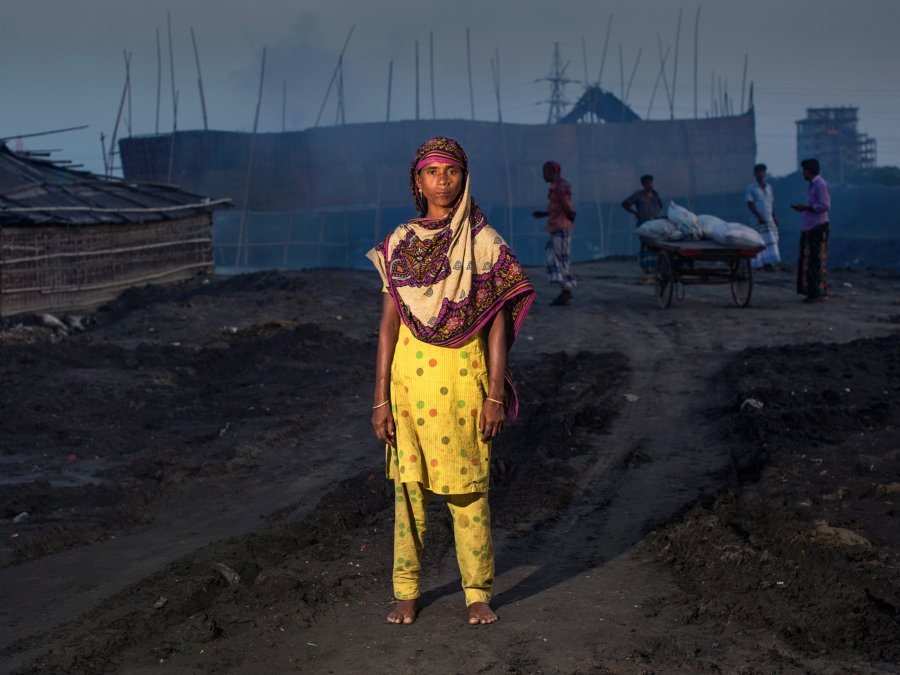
[644,335,900,664]
[4,350,629,672]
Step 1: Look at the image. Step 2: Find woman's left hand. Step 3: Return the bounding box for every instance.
[479,398,506,442]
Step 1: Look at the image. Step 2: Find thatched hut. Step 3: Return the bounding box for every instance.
[0,143,228,317]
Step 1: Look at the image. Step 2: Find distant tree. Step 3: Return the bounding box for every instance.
[848,166,900,186]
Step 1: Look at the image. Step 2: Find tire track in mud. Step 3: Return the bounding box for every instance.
[488,304,738,596]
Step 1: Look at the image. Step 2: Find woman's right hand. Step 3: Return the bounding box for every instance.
[372,404,396,447]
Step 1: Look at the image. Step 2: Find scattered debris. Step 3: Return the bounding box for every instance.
[740,397,764,412]
[212,562,241,587]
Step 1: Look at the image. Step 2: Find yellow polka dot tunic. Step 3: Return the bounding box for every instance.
[388,323,491,494]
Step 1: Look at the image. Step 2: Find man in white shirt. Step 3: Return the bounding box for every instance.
[745,163,780,270]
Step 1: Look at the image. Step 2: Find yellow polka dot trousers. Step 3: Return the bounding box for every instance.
[387,324,494,605]
[393,479,494,606]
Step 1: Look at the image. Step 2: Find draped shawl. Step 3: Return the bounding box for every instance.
[366,137,535,415]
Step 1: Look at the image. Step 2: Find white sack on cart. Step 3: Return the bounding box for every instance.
[697,214,726,239]
[711,222,765,248]
[636,218,684,241]
[667,201,704,240]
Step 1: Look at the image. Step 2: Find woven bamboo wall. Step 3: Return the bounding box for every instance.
[0,214,213,317]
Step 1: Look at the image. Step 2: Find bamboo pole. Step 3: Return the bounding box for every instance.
[430,30,436,119]
[624,47,642,107]
[415,40,420,121]
[693,5,701,119]
[107,53,130,177]
[166,91,178,183]
[491,47,514,242]
[190,27,209,131]
[155,26,161,135]
[386,59,393,122]
[167,12,176,130]
[670,6,683,119]
[740,53,748,113]
[336,54,345,125]
[657,34,673,116]
[466,28,475,120]
[100,133,108,176]
[235,47,267,268]
[597,14,613,87]
[126,49,132,137]
[314,25,355,128]
[581,37,590,86]
[581,36,591,123]
[0,125,88,142]
[647,46,670,119]
[282,81,287,132]
[618,43,625,101]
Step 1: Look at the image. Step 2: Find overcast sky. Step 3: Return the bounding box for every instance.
[2,0,898,178]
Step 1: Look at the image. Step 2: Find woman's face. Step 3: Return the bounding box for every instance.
[416,162,464,216]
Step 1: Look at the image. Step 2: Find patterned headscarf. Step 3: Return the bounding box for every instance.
[410,136,469,217]
[367,137,535,416]
[543,161,561,180]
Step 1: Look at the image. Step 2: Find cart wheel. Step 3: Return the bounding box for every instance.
[655,252,674,309]
[730,258,753,307]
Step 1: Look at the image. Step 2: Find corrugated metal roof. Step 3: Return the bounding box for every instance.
[0,143,229,227]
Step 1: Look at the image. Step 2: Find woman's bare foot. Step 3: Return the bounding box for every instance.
[467,602,498,624]
[386,599,417,624]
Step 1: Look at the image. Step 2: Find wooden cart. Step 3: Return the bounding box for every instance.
[640,238,764,309]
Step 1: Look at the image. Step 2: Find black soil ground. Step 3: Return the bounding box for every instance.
[1,260,898,674]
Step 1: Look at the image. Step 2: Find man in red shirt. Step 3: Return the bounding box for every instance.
[532,161,577,305]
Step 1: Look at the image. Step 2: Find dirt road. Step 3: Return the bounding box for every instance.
[2,260,898,673]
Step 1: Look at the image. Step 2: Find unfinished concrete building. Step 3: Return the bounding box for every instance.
[796,107,877,182]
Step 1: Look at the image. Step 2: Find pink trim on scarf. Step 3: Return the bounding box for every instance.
[414,154,465,173]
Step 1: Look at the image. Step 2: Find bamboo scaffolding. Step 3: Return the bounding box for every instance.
[314,25,355,128]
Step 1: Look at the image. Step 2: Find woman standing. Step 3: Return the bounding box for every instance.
[367,137,534,625]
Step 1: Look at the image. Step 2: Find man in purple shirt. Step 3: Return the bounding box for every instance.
[790,158,831,303]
